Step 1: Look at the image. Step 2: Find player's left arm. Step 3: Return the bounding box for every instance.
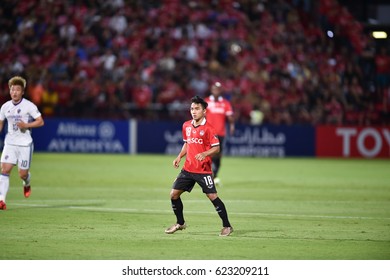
[227,115,235,135]
[195,145,220,161]
[17,115,44,129]
[195,129,220,160]
[226,101,235,135]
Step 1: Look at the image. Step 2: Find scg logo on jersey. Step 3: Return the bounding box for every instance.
[187,137,203,144]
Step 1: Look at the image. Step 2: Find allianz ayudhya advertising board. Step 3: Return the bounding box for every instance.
[32,119,130,153]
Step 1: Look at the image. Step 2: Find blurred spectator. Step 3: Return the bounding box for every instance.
[28,79,45,109]
[324,95,343,125]
[249,104,264,125]
[133,84,152,108]
[157,79,184,105]
[0,0,387,126]
[375,46,390,100]
[41,84,59,117]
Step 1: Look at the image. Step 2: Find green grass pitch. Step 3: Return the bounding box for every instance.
[1,153,389,260]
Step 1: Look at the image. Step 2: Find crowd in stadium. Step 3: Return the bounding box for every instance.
[0,0,389,125]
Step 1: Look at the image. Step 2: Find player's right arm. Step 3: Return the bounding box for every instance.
[173,142,187,168]
[0,105,5,133]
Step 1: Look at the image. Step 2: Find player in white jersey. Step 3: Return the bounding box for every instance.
[0,76,44,210]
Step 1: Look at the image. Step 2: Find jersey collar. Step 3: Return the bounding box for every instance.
[209,95,223,102]
[191,117,207,126]
[12,98,24,106]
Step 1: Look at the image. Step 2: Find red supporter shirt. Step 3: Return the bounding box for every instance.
[182,118,220,174]
[204,96,233,136]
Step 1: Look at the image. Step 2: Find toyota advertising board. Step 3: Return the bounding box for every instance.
[316,126,390,158]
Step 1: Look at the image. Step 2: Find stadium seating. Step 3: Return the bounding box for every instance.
[0,0,388,125]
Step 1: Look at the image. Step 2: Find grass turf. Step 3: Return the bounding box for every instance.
[1,153,389,260]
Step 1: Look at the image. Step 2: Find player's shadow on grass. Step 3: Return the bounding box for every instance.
[12,201,104,210]
[190,228,284,238]
[190,229,262,237]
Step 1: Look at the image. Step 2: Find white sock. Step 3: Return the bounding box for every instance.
[23,172,31,186]
[0,174,10,202]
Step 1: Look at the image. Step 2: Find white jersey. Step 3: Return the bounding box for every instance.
[0,98,42,146]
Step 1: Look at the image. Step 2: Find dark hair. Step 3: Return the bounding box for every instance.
[191,95,208,109]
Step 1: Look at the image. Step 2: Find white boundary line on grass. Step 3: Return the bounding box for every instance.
[12,203,390,221]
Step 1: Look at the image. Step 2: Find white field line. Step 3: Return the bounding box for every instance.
[11,202,390,221]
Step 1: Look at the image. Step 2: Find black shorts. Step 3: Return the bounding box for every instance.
[172,169,217,194]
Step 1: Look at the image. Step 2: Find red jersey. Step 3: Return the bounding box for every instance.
[205,95,233,136]
[182,118,220,174]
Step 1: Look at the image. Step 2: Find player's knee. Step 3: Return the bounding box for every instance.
[170,189,180,200]
[1,166,12,175]
[207,193,218,201]
[19,171,29,180]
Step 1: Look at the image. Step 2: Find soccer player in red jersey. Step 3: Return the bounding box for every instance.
[165,96,233,236]
[204,82,235,187]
